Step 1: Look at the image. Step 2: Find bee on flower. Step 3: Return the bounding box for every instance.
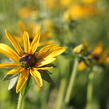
[0,30,66,93]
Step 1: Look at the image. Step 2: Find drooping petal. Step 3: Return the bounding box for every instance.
[6,67,24,75]
[0,43,20,62]
[36,58,56,67]
[30,69,43,87]
[23,32,30,53]
[5,30,23,55]
[16,69,29,93]
[0,63,19,68]
[30,33,40,54]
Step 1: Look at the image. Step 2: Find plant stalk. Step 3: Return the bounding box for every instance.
[17,93,24,109]
[65,57,79,104]
[55,78,67,109]
[86,72,94,109]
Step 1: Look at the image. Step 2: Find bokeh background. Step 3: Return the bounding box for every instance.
[0,0,109,109]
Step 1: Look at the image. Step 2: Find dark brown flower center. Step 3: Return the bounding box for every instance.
[92,55,100,61]
[20,54,37,68]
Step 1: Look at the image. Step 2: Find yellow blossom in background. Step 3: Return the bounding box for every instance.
[15,21,54,46]
[44,0,59,9]
[64,5,98,21]
[78,61,87,70]
[78,43,109,70]
[17,21,40,41]
[18,7,38,19]
[0,30,66,93]
[91,43,103,56]
[89,44,109,64]
[41,19,54,41]
[82,0,97,4]
[73,43,87,54]
[60,0,74,8]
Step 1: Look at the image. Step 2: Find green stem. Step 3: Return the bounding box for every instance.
[86,72,94,109]
[65,57,79,104]
[17,75,31,109]
[17,93,24,109]
[55,78,67,109]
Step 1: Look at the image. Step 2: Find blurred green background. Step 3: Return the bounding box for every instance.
[0,0,109,109]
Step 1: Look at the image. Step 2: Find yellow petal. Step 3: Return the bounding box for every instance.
[0,43,20,62]
[44,47,66,60]
[18,21,25,33]
[35,66,53,70]
[16,69,29,93]
[36,45,59,58]
[30,33,40,54]
[92,43,103,55]
[36,58,56,67]
[28,22,34,38]
[7,67,24,74]
[34,24,41,35]
[5,30,23,55]
[73,44,85,53]
[23,32,30,53]
[78,62,87,71]
[30,69,43,87]
[104,57,109,64]
[0,63,19,68]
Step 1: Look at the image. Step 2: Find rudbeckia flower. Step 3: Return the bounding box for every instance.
[82,0,97,4]
[0,30,66,93]
[18,7,37,19]
[63,5,98,21]
[16,21,54,46]
[78,43,109,70]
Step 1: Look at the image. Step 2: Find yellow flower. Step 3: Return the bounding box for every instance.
[44,0,59,9]
[0,30,66,93]
[16,21,53,45]
[78,43,109,70]
[73,43,87,53]
[18,7,37,19]
[60,0,73,8]
[17,21,40,42]
[78,61,87,70]
[64,5,98,21]
[82,0,97,4]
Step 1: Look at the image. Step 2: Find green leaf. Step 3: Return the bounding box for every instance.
[39,70,54,84]
[8,76,18,90]
[3,73,18,80]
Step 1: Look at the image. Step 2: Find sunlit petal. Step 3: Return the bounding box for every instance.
[0,63,19,68]
[0,43,20,62]
[23,31,30,53]
[16,69,29,93]
[35,66,53,70]
[6,67,24,75]
[30,69,43,87]
[36,58,56,67]
[5,30,23,55]
[30,33,40,54]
